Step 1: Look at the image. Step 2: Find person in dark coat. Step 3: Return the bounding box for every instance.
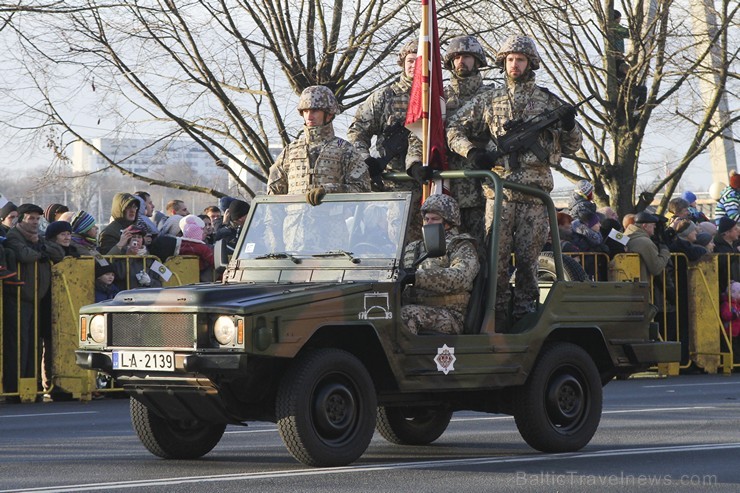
[98,193,140,254]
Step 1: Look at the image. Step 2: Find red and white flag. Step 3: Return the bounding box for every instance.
[405,0,447,198]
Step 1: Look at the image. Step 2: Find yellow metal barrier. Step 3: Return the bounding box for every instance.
[563,252,611,281]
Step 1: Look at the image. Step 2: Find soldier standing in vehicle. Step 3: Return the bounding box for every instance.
[267,85,370,251]
[347,40,423,242]
[400,194,479,335]
[406,36,493,251]
[446,35,583,328]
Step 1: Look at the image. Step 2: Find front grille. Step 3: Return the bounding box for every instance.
[110,313,196,348]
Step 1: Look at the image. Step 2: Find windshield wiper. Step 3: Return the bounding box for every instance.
[254,252,301,264]
[312,250,360,264]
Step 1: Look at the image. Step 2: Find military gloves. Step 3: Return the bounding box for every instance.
[305,186,326,206]
[467,148,496,169]
[399,268,416,285]
[560,105,577,131]
[365,157,385,178]
[407,163,434,185]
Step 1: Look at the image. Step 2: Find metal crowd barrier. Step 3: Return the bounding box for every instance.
[1,255,201,403]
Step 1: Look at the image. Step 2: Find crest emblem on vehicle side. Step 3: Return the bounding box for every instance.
[434,344,456,375]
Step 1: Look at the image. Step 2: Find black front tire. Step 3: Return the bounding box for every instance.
[130,398,226,459]
[514,342,602,453]
[376,405,452,445]
[276,349,377,467]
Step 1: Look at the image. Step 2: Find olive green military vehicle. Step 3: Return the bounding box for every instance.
[76,171,679,467]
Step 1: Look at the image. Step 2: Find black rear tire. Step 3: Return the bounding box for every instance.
[537,251,588,282]
[276,349,377,467]
[130,398,226,459]
[376,405,452,445]
[514,342,602,453]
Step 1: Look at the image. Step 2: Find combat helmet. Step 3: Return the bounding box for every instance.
[443,36,488,70]
[494,35,541,70]
[397,40,418,67]
[421,193,461,227]
[297,85,341,116]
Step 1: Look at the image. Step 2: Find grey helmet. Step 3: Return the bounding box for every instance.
[495,35,541,70]
[443,36,488,70]
[397,40,418,67]
[297,85,341,115]
[421,193,461,227]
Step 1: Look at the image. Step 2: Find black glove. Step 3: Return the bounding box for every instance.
[365,157,385,178]
[560,105,577,131]
[407,163,434,185]
[467,148,495,169]
[661,227,677,245]
[305,187,326,206]
[398,268,416,285]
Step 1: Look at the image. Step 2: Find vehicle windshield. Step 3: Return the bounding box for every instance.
[236,194,409,261]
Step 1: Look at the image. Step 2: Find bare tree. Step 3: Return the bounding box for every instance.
[455,0,738,215]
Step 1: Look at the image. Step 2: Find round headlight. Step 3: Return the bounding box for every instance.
[214,316,236,345]
[89,315,107,344]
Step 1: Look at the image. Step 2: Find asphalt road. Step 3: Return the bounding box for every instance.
[1,374,739,492]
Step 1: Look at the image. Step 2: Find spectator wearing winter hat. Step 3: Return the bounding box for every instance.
[695,232,714,253]
[43,203,69,224]
[624,211,672,282]
[680,190,709,223]
[68,211,100,256]
[179,214,214,282]
[0,201,18,236]
[714,216,740,293]
[215,199,250,253]
[99,192,140,254]
[94,262,119,303]
[571,211,609,279]
[715,171,740,224]
[567,180,596,220]
[666,197,690,227]
[669,218,706,261]
[45,220,78,258]
[2,203,65,398]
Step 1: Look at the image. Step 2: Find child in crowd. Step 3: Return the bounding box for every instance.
[720,281,740,359]
[94,262,119,302]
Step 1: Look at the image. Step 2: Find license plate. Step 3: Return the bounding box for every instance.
[112,351,175,371]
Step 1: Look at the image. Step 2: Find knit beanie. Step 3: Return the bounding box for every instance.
[45,220,73,240]
[718,216,737,234]
[71,211,97,235]
[95,262,116,278]
[680,191,697,204]
[575,180,594,199]
[695,233,712,247]
[179,214,205,241]
[0,201,17,220]
[219,196,236,213]
[580,211,600,229]
[676,221,697,240]
[44,203,69,222]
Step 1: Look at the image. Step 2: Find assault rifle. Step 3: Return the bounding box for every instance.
[366,121,410,190]
[491,95,594,170]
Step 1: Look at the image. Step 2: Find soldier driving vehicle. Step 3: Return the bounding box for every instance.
[75,168,679,468]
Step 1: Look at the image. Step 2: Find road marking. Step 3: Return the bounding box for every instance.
[0,411,97,420]
[642,381,740,388]
[451,406,717,423]
[5,442,740,492]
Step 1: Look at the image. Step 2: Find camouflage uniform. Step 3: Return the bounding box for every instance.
[267,86,370,251]
[347,40,423,243]
[401,195,480,335]
[447,35,583,319]
[406,36,493,250]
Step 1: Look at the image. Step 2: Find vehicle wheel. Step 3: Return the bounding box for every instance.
[376,405,452,445]
[513,342,602,453]
[537,251,588,282]
[276,349,377,467]
[130,398,226,459]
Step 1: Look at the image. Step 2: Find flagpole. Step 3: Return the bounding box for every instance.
[421,0,431,201]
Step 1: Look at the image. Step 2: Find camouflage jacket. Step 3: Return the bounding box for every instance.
[267,122,370,195]
[447,72,583,202]
[347,75,414,190]
[402,229,480,315]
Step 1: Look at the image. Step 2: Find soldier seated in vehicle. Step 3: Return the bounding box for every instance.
[399,194,480,335]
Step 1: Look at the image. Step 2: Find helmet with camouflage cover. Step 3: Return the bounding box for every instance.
[495,35,541,71]
[421,193,461,227]
[443,36,488,70]
[297,85,341,115]
[397,40,418,67]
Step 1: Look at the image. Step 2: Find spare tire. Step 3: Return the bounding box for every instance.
[538,251,588,282]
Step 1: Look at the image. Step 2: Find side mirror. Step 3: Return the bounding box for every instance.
[213,239,231,271]
[412,223,446,268]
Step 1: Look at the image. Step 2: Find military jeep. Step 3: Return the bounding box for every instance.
[76,170,680,467]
